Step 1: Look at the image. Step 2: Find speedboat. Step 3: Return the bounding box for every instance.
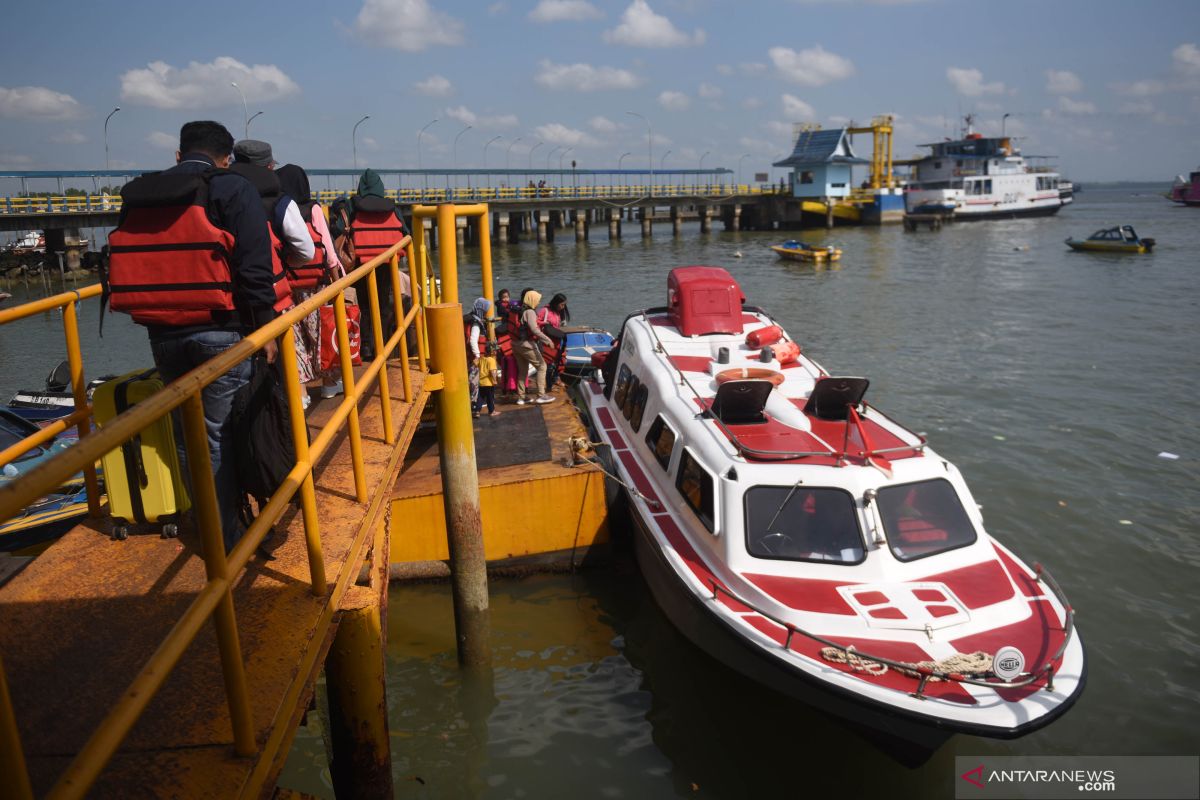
[0,407,93,552]
[771,240,842,262]
[1065,226,1155,254]
[1169,168,1200,206]
[561,326,615,381]
[7,360,111,413]
[576,266,1084,753]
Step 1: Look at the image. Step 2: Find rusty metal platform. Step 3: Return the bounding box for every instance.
[0,366,428,798]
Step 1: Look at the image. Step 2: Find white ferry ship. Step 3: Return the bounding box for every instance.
[905,116,1070,219]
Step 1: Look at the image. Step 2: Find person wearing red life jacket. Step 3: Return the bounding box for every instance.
[512,289,556,405]
[536,293,570,391]
[105,120,278,553]
[276,163,345,405]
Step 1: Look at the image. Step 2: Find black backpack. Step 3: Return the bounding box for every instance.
[232,357,301,514]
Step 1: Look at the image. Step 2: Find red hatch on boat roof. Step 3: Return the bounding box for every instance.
[667,266,746,337]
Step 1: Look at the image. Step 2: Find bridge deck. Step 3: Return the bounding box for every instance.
[0,364,428,798]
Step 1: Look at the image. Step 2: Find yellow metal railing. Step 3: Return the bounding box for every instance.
[0,236,423,799]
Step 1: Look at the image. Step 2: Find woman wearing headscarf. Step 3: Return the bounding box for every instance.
[276,163,345,405]
[536,293,570,390]
[512,289,556,405]
[466,297,491,414]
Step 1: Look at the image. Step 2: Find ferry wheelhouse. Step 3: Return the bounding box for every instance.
[1170,167,1200,206]
[578,266,1084,751]
[905,117,1069,219]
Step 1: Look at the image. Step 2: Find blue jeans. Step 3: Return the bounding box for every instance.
[151,330,251,553]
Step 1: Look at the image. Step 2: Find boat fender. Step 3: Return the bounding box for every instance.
[771,341,801,365]
[715,368,785,387]
[746,325,783,349]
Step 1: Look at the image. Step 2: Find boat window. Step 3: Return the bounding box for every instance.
[613,364,633,408]
[744,486,864,564]
[676,450,715,533]
[877,479,977,562]
[645,416,676,470]
[630,383,649,431]
[983,179,992,194]
[621,376,640,421]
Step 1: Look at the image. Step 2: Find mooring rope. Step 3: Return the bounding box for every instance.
[820,646,993,681]
[566,437,662,511]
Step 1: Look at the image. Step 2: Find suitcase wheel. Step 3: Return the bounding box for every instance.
[161,523,179,539]
[112,525,129,541]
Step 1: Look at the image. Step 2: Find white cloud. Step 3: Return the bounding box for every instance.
[765,120,794,139]
[781,93,816,120]
[603,0,705,47]
[486,113,520,128]
[488,1,508,13]
[535,60,641,91]
[828,114,851,126]
[1172,43,1200,76]
[698,82,722,99]
[415,75,453,96]
[1119,100,1154,115]
[658,90,690,111]
[1111,79,1165,96]
[946,66,1006,96]
[120,57,299,109]
[1045,69,1082,94]
[444,105,518,128]
[354,0,464,51]
[0,152,33,167]
[51,131,87,145]
[146,131,178,149]
[742,97,763,110]
[768,46,855,87]
[530,0,602,22]
[589,115,620,133]
[1058,96,1096,115]
[0,85,83,120]
[532,122,601,147]
[444,105,476,125]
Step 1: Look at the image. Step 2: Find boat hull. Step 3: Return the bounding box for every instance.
[1066,240,1149,254]
[770,245,841,262]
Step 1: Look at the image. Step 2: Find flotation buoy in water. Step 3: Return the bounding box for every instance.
[745,325,783,349]
[715,367,785,387]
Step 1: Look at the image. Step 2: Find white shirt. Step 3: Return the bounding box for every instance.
[279,199,315,266]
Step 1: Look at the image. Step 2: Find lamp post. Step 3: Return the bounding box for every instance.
[352,115,371,171]
[626,110,652,197]
[546,146,563,173]
[103,106,120,173]
[618,151,631,189]
[660,150,671,170]
[559,147,573,171]
[247,110,263,135]
[453,124,472,190]
[737,153,750,189]
[699,150,709,191]
[1002,112,1011,137]
[483,135,502,188]
[230,82,249,138]
[417,118,438,191]
[505,136,522,191]
[528,141,543,170]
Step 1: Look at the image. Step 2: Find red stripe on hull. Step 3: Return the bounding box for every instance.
[920,559,1015,609]
[950,599,1066,701]
[669,355,713,373]
[743,573,857,615]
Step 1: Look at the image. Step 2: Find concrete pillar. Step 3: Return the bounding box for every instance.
[825,198,834,229]
[456,217,467,247]
[575,211,587,242]
[536,210,548,243]
[670,206,682,237]
[700,206,712,233]
[423,216,436,249]
[640,207,652,238]
[497,212,509,244]
[608,208,620,240]
[730,204,742,232]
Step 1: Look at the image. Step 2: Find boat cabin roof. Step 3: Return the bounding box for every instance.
[1088,225,1139,241]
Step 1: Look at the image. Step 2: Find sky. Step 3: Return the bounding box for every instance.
[1,0,1197,184]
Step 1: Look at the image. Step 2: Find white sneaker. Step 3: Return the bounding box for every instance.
[300,393,311,410]
[516,398,527,406]
[320,380,343,399]
[535,395,554,404]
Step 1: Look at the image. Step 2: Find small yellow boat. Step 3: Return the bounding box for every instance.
[771,240,843,262]
[1065,226,1155,254]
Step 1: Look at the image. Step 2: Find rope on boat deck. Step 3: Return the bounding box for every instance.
[820,646,993,681]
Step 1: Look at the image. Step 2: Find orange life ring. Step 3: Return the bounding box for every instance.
[714,367,785,387]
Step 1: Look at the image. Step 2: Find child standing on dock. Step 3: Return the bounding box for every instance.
[474,342,500,418]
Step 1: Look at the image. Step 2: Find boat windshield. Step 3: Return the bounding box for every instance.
[745,486,864,564]
[877,479,976,562]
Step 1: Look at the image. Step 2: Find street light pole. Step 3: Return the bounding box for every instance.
[660,150,671,170]
[230,82,248,138]
[1002,112,1011,137]
[559,147,572,171]
[625,111,652,198]
[546,146,562,172]
[699,150,709,191]
[453,124,472,190]
[352,115,370,171]
[528,141,543,171]
[618,151,631,189]
[247,110,263,135]
[737,153,750,189]
[418,118,438,191]
[505,136,522,190]
[103,106,120,173]
[483,135,502,188]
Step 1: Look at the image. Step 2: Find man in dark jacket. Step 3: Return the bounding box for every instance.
[127,120,278,552]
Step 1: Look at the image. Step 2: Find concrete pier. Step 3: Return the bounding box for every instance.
[640,207,652,238]
[608,208,620,240]
[700,206,712,234]
[575,211,587,242]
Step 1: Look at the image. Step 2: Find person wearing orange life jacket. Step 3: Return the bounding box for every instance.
[329,169,407,361]
[105,120,279,553]
[536,293,570,391]
[276,163,345,404]
[512,289,556,406]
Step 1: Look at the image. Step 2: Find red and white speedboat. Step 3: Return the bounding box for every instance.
[578,266,1085,752]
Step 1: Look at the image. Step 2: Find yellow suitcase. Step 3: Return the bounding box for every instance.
[93,368,190,539]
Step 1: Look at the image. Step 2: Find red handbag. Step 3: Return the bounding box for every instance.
[319,301,362,371]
